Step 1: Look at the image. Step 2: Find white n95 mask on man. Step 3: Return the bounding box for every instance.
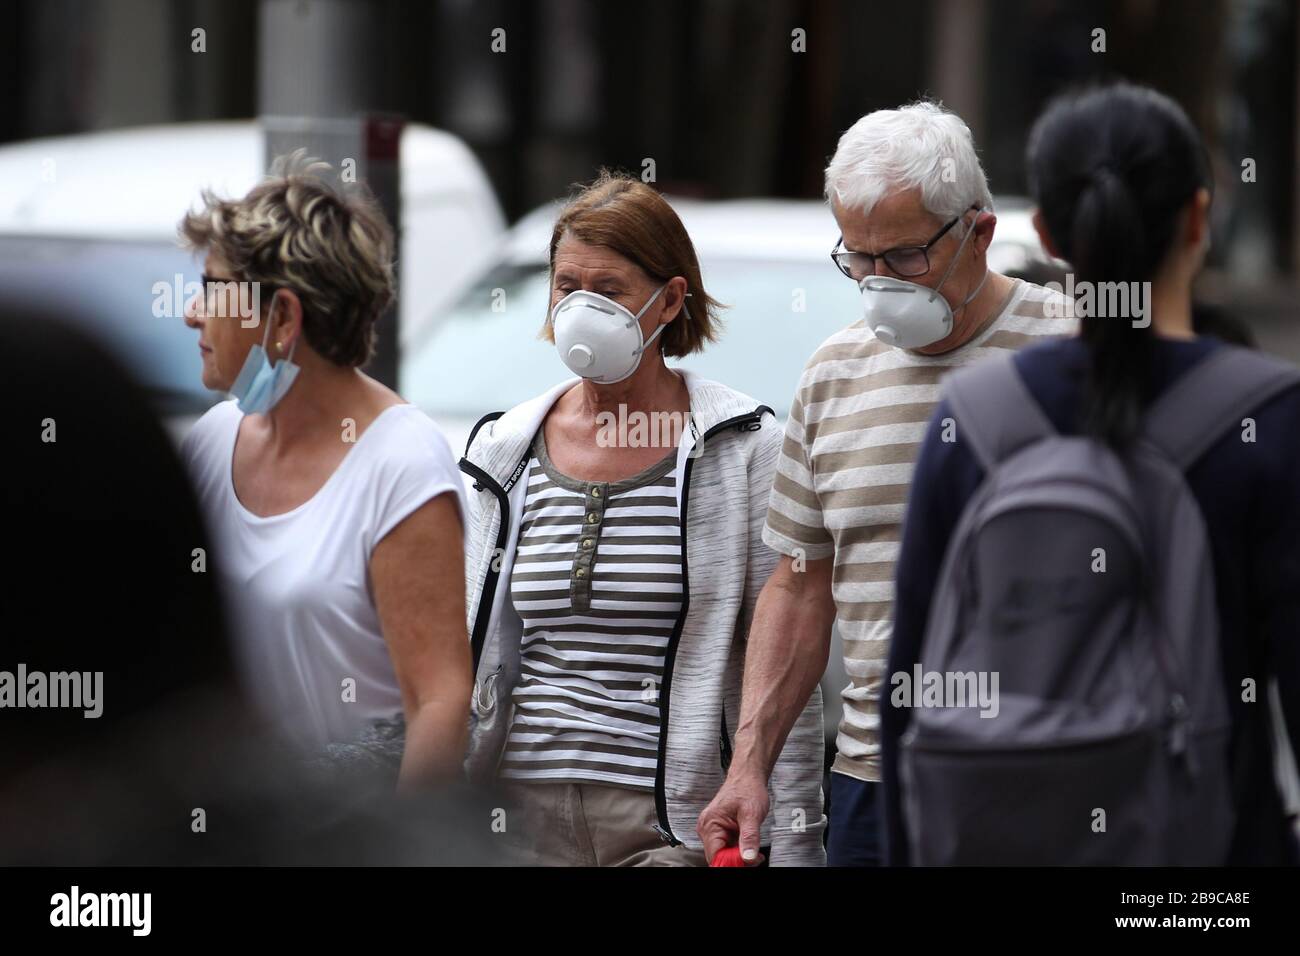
[858,210,988,350]
[549,284,668,384]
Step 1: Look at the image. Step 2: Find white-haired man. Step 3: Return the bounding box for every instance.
[697,101,1074,866]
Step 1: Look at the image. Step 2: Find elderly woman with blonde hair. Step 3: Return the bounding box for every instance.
[178,153,471,788]
[460,171,826,866]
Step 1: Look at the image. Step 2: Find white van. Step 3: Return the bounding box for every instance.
[0,121,505,426]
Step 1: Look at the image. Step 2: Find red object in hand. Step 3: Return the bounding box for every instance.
[711,845,746,867]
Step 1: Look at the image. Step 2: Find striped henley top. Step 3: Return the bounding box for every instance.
[501,428,684,789]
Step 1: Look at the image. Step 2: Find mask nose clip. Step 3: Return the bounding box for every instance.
[564,298,616,317]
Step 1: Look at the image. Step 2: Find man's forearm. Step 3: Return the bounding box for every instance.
[731,571,834,779]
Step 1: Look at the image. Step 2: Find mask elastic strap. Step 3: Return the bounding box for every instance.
[633,283,668,320]
[928,207,983,303]
[636,320,668,357]
[956,267,990,312]
[632,283,670,356]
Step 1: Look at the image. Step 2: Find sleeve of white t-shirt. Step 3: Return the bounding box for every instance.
[366,408,466,556]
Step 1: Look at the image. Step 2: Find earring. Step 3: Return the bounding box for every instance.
[276,341,282,351]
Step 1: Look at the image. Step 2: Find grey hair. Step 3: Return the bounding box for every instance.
[178,149,396,367]
[824,100,994,223]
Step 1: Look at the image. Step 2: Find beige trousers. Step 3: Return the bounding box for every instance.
[501,781,708,867]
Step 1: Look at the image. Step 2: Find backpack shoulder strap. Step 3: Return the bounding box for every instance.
[1141,346,1300,470]
[942,351,1057,472]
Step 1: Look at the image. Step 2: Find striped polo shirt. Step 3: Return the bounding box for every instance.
[762,277,1076,783]
[501,428,683,790]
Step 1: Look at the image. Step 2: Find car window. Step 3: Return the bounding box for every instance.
[400,259,863,419]
[0,236,221,416]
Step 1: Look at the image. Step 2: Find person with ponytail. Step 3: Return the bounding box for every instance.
[882,83,1300,865]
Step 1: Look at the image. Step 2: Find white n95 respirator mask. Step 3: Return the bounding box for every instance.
[549,284,668,384]
[858,211,988,350]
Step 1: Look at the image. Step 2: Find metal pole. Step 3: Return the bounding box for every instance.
[927,0,988,148]
[256,0,400,389]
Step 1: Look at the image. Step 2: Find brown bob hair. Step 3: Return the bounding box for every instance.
[542,170,722,356]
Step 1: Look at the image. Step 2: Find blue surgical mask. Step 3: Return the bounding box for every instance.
[228,319,300,414]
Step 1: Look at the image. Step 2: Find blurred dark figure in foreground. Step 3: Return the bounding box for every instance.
[0,308,504,865]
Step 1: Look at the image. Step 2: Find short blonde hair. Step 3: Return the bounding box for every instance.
[179,150,396,367]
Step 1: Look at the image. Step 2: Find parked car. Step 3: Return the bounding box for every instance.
[0,121,505,437]
[401,194,1062,755]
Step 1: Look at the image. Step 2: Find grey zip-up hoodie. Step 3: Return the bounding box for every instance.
[459,370,826,866]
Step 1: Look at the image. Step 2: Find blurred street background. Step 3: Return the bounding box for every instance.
[2,1,1298,296]
[2,0,1297,416]
[2,1,1295,234]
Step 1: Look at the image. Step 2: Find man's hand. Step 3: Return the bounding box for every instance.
[698,766,770,866]
[697,554,835,866]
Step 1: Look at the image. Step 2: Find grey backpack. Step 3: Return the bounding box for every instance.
[900,346,1300,865]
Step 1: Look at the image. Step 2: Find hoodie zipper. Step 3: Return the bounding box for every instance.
[652,405,770,846]
[459,458,509,673]
[459,442,531,673]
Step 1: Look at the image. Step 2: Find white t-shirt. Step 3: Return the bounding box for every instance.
[181,399,464,752]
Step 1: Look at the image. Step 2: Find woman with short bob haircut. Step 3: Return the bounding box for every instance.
[460,171,825,866]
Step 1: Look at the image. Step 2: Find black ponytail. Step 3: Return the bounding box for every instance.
[1026,84,1211,448]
